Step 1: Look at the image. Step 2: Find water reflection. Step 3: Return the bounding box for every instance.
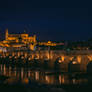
[0,64,88,85]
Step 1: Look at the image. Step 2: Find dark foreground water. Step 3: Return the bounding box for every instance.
[0,64,92,92]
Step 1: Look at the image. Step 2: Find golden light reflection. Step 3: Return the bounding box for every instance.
[45,75,50,83]
[18,52,20,57]
[59,75,65,84]
[9,66,11,76]
[0,64,2,72]
[9,56,12,59]
[61,56,65,61]
[0,64,89,85]
[14,67,17,76]
[21,68,24,79]
[35,71,39,80]
[77,56,81,63]
[22,78,29,84]
[87,55,92,61]
[24,53,27,58]
[12,52,15,57]
[72,78,76,84]
[3,64,6,75]
[28,70,30,77]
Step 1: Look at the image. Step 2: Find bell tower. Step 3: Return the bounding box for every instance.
[33,35,36,42]
[5,29,8,40]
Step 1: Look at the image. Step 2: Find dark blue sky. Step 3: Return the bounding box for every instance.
[0,0,92,41]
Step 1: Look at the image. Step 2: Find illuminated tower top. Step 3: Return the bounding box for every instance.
[5,29,8,40]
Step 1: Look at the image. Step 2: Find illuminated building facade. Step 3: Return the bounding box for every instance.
[0,29,65,52]
[38,41,64,46]
[0,29,37,50]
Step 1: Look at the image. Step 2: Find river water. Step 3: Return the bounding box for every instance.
[0,64,89,85]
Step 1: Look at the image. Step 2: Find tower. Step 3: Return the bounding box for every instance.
[5,29,8,40]
[33,35,36,42]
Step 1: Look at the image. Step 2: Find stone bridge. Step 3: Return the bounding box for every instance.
[1,50,92,72]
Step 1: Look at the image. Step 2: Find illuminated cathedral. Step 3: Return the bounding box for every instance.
[0,29,37,50]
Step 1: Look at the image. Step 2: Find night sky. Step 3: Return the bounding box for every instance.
[0,0,92,41]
